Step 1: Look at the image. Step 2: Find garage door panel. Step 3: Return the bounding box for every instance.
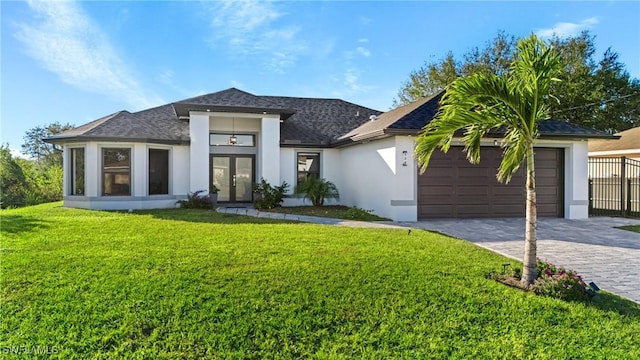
[418,147,564,218]
[457,186,489,196]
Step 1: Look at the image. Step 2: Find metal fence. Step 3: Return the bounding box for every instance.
[588,156,640,218]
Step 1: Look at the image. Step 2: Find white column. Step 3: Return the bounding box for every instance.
[566,142,589,219]
[86,143,99,197]
[260,116,281,185]
[133,143,147,197]
[189,112,210,192]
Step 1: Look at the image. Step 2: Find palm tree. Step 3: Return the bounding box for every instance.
[415,35,562,286]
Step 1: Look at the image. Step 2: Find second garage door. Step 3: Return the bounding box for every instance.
[418,147,564,219]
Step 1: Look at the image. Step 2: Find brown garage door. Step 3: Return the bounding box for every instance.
[418,147,564,218]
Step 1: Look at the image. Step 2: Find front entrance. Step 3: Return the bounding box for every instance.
[211,155,255,202]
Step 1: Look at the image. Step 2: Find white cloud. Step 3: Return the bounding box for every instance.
[230,80,245,89]
[358,38,369,43]
[356,46,371,57]
[14,1,162,109]
[206,1,308,73]
[536,17,599,38]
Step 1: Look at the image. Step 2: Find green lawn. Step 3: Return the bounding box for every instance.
[2,203,639,359]
[618,225,640,233]
[266,205,391,221]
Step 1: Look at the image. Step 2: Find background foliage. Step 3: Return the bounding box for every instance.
[395,31,640,132]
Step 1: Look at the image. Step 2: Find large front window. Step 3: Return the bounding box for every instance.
[102,148,131,196]
[297,153,320,183]
[149,149,169,195]
[70,148,85,195]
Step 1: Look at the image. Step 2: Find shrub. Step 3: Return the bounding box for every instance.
[531,259,593,301]
[294,177,339,206]
[176,190,211,209]
[253,179,289,210]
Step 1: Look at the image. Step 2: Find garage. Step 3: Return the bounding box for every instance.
[418,147,564,218]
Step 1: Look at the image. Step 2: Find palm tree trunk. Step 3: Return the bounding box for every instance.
[522,146,538,286]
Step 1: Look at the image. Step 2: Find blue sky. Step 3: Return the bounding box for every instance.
[2,1,639,155]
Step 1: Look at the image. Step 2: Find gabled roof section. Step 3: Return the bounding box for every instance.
[338,91,443,142]
[264,96,382,146]
[46,105,190,145]
[172,88,296,119]
[337,91,615,146]
[588,126,640,152]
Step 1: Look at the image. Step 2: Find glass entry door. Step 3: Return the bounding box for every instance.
[211,155,254,202]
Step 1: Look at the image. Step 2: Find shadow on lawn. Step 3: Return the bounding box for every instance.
[588,292,640,316]
[130,208,298,225]
[0,214,50,235]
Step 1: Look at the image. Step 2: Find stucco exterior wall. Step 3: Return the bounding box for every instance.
[62,142,190,210]
[339,136,417,221]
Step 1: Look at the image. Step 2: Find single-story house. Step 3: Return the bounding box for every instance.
[45,88,613,221]
[588,125,640,160]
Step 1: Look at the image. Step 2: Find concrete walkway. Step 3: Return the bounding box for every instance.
[218,207,640,303]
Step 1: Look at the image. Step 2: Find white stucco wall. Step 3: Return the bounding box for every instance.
[62,142,190,210]
[189,112,210,193]
[261,117,281,185]
[339,136,417,221]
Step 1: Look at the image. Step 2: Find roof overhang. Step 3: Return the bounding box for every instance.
[43,136,190,146]
[172,103,296,120]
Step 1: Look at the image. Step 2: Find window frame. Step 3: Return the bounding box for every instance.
[209,133,256,147]
[296,152,321,185]
[101,147,132,196]
[148,148,170,195]
[69,147,85,196]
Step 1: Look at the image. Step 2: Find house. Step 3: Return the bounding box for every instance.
[45,88,613,221]
[588,126,640,160]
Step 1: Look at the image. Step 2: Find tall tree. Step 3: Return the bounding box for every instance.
[21,122,74,166]
[397,31,639,132]
[0,145,28,208]
[415,35,563,286]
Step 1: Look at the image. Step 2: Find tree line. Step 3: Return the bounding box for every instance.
[395,30,639,133]
[1,123,73,208]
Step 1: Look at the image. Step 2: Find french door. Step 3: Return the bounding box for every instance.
[210,155,255,202]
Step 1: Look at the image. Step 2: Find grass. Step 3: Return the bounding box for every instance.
[266,205,391,221]
[2,203,640,359]
[618,225,640,233]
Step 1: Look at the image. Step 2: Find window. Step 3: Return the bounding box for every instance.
[297,153,320,183]
[209,133,255,146]
[70,148,85,195]
[148,149,169,195]
[102,148,131,196]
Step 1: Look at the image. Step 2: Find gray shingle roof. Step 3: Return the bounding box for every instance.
[46,88,380,146]
[46,88,612,147]
[338,91,614,145]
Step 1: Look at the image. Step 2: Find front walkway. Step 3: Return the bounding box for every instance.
[218,207,640,303]
[403,217,640,303]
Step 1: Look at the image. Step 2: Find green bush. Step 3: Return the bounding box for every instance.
[294,177,339,206]
[176,190,212,209]
[253,179,289,210]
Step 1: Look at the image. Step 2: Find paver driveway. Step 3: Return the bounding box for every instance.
[403,217,640,303]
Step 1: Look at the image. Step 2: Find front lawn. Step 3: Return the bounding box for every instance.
[2,203,639,358]
[266,205,391,221]
[618,225,640,233]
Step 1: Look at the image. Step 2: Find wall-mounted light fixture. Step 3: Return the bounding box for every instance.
[229,117,238,145]
[402,150,408,166]
[494,139,498,146]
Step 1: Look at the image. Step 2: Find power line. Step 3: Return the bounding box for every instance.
[551,92,640,114]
